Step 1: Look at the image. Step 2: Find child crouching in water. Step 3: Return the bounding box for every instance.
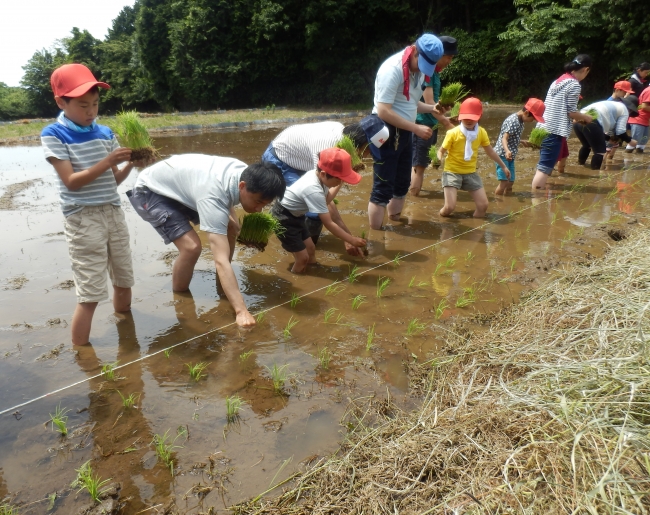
[493,98,546,194]
[438,98,509,217]
[272,148,367,272]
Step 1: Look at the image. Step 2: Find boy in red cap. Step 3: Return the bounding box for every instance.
[41,63,146,346]
[437,97,508,217]
[272,148,367,273]
[608,81,634,101]
[493,98,546,195]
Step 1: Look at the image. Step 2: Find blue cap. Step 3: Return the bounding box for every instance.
[415,34,444,77]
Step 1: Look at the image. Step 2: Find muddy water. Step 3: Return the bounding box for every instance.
[1,108,649,513]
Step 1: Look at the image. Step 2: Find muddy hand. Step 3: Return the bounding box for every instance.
[345,242,364,257]
[109,148,132,166]
[236,310,256,328]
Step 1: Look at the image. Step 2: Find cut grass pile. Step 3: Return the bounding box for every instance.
[237,212,285,251]
[234,227,650,514]
[113,110,158,162]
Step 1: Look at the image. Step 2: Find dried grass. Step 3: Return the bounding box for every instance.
[233,227,650,514]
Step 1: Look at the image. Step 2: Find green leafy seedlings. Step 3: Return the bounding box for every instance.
[326,283,345,296]
[551,211,559,225]
[433,263,443,276]
[239,350,253,363]
[318,347,331,370]
[332,198,339,205]
[283,316,299,338]
[408,276,415,287]
[164,348,172,359]
[324,308,338,323]
[490,268,498,282]
[237,212,285,251]
[515,229,522,238]
[256,311,266,323]
[101,361,119,381]
[351,295,366,310]
[428,145,441,167]
[561,229,575,248]
[465,251,475,262]
[348,265,360,283]
[449,101,461,118]
[392,253,402,266]
[526,223,532,233]
[406,318,426,336]
[290,292,301,308]
[585,108,599,122]
[366,323,376,350]
[186,362,209,382]
[226,395,245,423]
[335,135,364,170]
[114,110,157,162]
[0,503,19,515]
[118,391,140,409]
[510,257,517,272]
[444,256,456,268]
[377,276,391,297]
[71,460,112,504]
[49,404,70,436]
[434,299,449,320]
[266,364,289,394]
[152,430,182,475]
[439,82,470,107]
[528,127,550,147]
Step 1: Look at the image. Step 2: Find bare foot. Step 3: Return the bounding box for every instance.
[388,213,401,221]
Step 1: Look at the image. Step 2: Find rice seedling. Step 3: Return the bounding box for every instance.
[176,425,189,440]
[256,311,266,323]
[265,364,289,394]
[164,348,172,358]
[152,430,181,475]
[561,229,575,248]
[584,108,599,122]
[526,223,532,233]
[283,316,299,338]
[427,145,441,167]
[490,268,498,281]
[449,101,461,118]
[239,350,253,363]
[326,283,345,296]
[114,110,157,162]
[366,323,376,350]
[606,187,618,200]
[433,263,443,275]
[0,503,19,515]
[335,135,364,170]
[225,395,244,423]
[514,228,522,238]
[418,280,428,287]
[101,361,119,381]
[408,276,415,287]
[444,256,456,268]
[49,404,69,436]
[332,198,339,205]
[351,295,366,310]
[290,292,301,308]
[438,82,470,107]
[455,295,475,308]
[377,276,391,297]
[186,362,209,382]
[551,211,559,225]
[117,391,139,409]
[237,212,285,251]
[324,307,338,323]
[318,347,331,370]
[528,127,549,147]
[347,265,360,283]
[509,257,517,271]
[406,318,426,336]
[465,251,474,262]
[70,460,112,503]
[392,253,402,266]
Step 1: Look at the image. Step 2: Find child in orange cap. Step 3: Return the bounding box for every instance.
[437,97,508,217]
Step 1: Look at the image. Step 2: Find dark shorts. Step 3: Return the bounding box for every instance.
[272,202,310,253]
[412,128,438,168]
[127,187,199,245]
[536,133,565,175]
[369,119,413,206]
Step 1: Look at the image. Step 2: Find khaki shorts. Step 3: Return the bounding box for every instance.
[64,205,134,303]
[442,171,484,191]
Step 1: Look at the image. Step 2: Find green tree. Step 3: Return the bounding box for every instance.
[0,83,33,120]
[21,47,68,117]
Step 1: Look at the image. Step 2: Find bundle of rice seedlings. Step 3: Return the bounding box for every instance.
[528,126,549,147]
[237,212,285,251]
[438,82,470,107]
[448,101,461,122]
[335,135,365,172]
[427,145,441,167]
[114,110,158,162]
[584,107,599,122]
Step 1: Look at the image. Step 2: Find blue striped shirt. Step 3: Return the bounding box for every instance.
[41,123,121,217]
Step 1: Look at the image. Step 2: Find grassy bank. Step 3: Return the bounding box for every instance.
[234,226,650,514]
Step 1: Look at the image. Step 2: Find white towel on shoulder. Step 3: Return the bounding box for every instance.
[459,123,479,161]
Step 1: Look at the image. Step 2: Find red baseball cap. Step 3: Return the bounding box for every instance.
[318,148,362,185]
[614,80,634,94]
[458,97,483,121]
[524,98,546,123]
[51,63,110,98]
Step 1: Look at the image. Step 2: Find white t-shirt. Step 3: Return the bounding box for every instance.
[272,122,343,172]
[372,50,424,123]
[135,154,242,235]
[581,101,629,136]
[279,169,329,216]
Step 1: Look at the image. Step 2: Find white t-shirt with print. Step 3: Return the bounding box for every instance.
[279,169,329,217]
[135,154,242,235]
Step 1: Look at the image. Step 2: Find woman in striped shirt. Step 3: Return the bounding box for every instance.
[532,55,594,190]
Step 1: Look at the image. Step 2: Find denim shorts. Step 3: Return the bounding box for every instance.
[442,171,483,191]
[631,124,649,146]
[537,133,565,175]
[495,156,516,182]
[369,122,413,206]
[411,128,438,168]
[127,187,199,245]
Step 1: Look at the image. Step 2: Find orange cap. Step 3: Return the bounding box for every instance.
[318,148,362,185]
[524,98,546,123]
[51,63,109,98]
[614,80,634,94]
[458,97,483,121]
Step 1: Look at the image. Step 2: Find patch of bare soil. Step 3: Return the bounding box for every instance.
[3,275,28,290]
[0,180,37,210]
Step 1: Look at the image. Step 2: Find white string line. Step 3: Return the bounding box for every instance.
[1,162,645,417]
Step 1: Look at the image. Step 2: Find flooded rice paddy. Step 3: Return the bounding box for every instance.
[1,107,649,513]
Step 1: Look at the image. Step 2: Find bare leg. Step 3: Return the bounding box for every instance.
[171,230,202,291]
[291,238,316,273]
[71,302,98,346]
[387,197,405,221]
[557,157,567,174]
[409,166,425,196]
[495,180,510,195]
[368,201,385,230]
[469,188,489,218]
[531,170,549,190]
[439,187,457,217]
[113,286,132,312]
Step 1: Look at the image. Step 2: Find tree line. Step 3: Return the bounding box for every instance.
[1,0,648,120]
